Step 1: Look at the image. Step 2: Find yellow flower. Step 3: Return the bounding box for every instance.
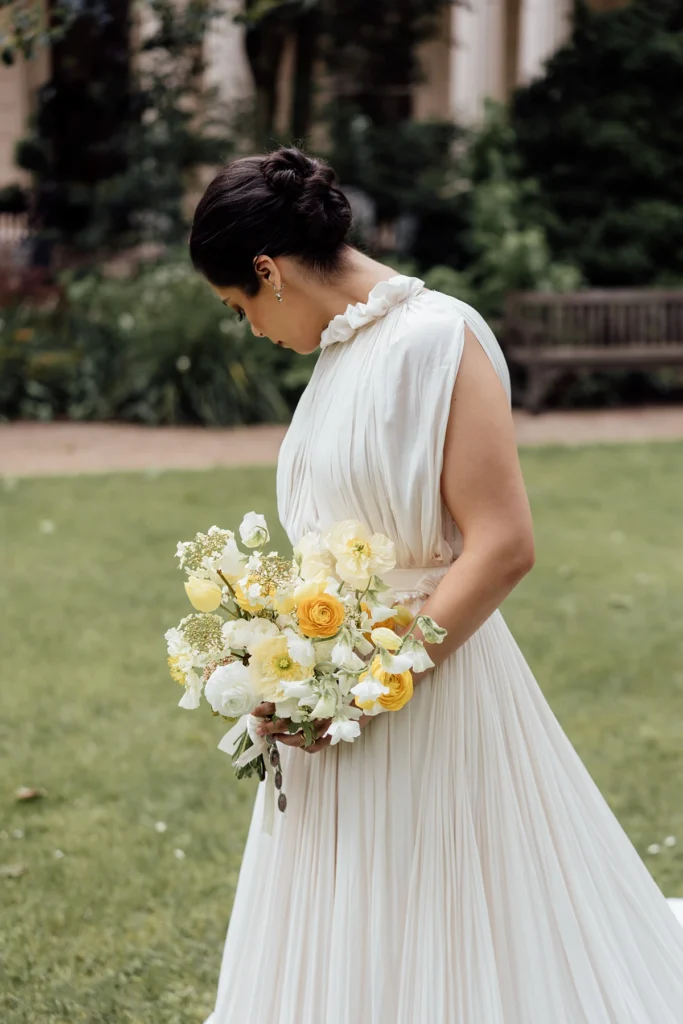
[297,592,346,638]
[184,576,223,612]
[272,592,295,615]
[370,626,403,652]
[233,580,262,614]
[250,635,308,701]
[293,577,327,605]
[393,604,414,629]
[168,656,186,686]
[360,656,413,712]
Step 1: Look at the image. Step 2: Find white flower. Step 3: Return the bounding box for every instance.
[401,636,434,673]
[53,849,65,859]
[205,661,259,718]
[154,821,168,833]
[331,634,365,672]
[279,680,317,704]
[12,829,24,839]
[118,312,135,331]
[222,617,279,655]
[325,706,363,745]
[284,630,315,668]
[216,534,247,583]
[323,520,395,589]
[239,512,269,549]
[647,844,661,855]
[294,532,335,580]
[177,669,203,709]
[310,689,338,720]
[39,519,55,534]
[175,355,191,372]
[664,836,677,847]
[376,649,413,675]
[173,848,186,860]
[351,675,389,716]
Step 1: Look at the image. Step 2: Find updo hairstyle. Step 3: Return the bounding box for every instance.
[189,147,353,294]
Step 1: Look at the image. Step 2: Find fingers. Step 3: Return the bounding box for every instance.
[256,717,290,737]
[277,732,306,748]
[304,734,332,754]
[251,702,276,718]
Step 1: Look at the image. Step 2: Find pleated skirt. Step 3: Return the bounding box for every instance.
[205,609,683,1023]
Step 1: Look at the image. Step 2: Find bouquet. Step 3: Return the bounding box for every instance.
[164,513,446,831]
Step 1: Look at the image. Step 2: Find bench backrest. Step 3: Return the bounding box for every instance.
[505,290,683,348]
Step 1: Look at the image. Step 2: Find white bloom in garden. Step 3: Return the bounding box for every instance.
[323,520,395,588]
[664,836,677,848]
[239,511,269,548]
[222,616,279,654]
[154,821,168,833]
[400,636,435,673]
[648,844,661,855]
[118,312,135,331]
[325,706,363,745]
[205,661,259,718]
[294,531,335,580]
[370,626,403,652]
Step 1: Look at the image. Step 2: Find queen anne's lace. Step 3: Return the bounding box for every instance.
[319,275,425,349]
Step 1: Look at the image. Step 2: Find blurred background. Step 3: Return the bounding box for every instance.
[1,3,683,1022]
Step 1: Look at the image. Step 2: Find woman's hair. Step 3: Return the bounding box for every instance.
[189,147,353,293]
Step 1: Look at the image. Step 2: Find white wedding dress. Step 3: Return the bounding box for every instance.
[204,277,683,1023]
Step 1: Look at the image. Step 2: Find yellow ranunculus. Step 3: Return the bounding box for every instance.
[370,626,403,652]
[297,592,346,638]
[369,656,413,712]
[184,576,223,612]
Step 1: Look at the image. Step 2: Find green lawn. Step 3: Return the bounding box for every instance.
[1,444,682,1023]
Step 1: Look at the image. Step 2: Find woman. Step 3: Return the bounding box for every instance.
[190,147,683,1023]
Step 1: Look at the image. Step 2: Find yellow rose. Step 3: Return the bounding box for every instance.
[233,580,262,614]
[184,576,223,612]
[297,592,346,638]
[368,656,413,712]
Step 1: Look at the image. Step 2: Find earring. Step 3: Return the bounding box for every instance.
[272,282,284,303]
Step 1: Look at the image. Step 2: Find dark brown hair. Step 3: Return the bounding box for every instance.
[189,147,353,294]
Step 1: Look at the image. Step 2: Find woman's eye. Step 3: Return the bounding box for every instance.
[236,309,245,323]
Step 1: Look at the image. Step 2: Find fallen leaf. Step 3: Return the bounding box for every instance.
[0,863,28,878]
[15,787,47,801]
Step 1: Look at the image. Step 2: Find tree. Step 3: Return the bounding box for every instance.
[511,0,683,285]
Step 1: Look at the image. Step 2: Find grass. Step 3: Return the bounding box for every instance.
[0,444,682,1023]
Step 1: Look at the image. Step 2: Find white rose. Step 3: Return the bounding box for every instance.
[204,661,258,718]
[239,512,269,549]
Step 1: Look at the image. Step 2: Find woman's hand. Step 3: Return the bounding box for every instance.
[251,701,371,754]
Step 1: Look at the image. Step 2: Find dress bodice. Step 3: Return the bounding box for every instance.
[276,275,511,570]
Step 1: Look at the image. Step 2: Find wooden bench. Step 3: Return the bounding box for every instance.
[503,290,683,412]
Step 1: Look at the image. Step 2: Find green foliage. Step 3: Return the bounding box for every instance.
[1,448,683,1020]
[0,256,312,425]
[511,0,683,286]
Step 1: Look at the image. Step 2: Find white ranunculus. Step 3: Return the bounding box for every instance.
[222,616,280,654]
[323,520,395,589]
[204,661,258,718]
[294,531,336,580]
[239,512,269,549]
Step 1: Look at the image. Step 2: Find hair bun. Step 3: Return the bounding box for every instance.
[262,147,352,249]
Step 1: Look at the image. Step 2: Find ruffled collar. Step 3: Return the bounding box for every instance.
[319,275,426,349]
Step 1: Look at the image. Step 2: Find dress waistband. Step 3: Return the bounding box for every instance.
[383,565,450,597]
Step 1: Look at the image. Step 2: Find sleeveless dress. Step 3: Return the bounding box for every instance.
[204,276,683,1024]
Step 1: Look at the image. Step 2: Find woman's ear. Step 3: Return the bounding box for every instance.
[253,255,281,292]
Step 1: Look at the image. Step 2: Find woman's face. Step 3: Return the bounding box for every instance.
[212,270,326,356]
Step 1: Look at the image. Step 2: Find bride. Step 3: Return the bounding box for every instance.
[189,147,683,1023]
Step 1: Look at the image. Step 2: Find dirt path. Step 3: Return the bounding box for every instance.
[1,407,683,478]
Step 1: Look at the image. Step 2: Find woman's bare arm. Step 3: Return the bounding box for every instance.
[416,325,535,668]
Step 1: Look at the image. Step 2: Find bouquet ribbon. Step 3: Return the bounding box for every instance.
[219,715,277,836]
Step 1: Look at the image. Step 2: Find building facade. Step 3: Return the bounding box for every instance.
[0,0,627,190]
